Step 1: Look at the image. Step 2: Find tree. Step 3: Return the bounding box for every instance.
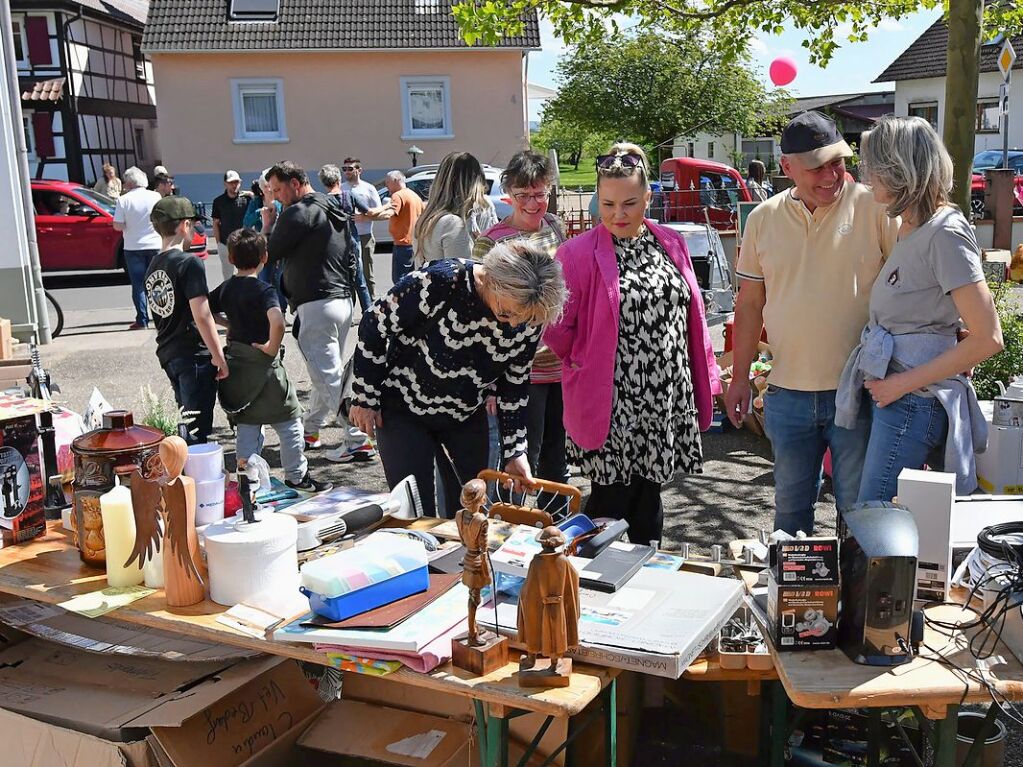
[452,0,1023,213]
[538,32,787,151]
[531,113,612,169]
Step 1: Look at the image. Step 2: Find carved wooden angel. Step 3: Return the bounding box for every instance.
[127,436,205,606]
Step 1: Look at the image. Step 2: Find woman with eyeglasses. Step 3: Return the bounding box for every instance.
[473,151,568,511]
[545,142,721,544]
[412,151,497,267]
[348,240,568,518]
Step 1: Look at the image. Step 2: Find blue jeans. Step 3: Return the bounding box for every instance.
[392,244,414,285]
[125,249,158,325]
[162,354,218,444]
[857,393,948,504]
[353,246,372,311]
[762,386,871,536]
[258,261,287,313]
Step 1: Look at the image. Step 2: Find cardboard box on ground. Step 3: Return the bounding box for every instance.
[716,341,772,437]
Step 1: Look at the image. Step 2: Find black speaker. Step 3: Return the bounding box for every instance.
[838,501,918,666]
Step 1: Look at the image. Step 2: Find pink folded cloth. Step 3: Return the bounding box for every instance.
[315,618,469,673]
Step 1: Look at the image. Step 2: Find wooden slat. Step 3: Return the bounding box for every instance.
[0,523,613,718]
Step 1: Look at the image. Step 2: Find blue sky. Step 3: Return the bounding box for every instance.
[526,8,945,121]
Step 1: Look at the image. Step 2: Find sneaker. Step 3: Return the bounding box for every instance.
[127,322,148,330]
[286,472,333,493]
[325,443,377,463]
[304,433,322,450]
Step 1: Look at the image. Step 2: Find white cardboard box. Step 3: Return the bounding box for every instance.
[976,401,1023,495]
[897,468,956,602]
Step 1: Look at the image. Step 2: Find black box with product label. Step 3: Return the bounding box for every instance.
[767,572,839,651]
[771,537,839,585]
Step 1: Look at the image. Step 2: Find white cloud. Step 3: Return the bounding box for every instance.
[538,17,566,56]
[878,18,904,32]
[749,36,769,55]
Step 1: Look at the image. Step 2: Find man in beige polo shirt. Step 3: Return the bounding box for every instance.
[725,111,899,535]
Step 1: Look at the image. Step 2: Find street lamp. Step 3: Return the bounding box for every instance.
[406,145,423,168]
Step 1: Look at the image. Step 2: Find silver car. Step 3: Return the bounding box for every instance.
[371,165,512,245]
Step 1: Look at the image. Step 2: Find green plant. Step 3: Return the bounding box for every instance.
[139,384,196,436]
[728,150,746,170]
[972,283,1023,400]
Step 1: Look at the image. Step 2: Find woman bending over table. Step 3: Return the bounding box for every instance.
[348,241,567,518]
[836,115,1003,502]
[544,142,721,545]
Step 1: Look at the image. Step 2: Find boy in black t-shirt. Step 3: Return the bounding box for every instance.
[211,229,331,492]
[146,196,227,444]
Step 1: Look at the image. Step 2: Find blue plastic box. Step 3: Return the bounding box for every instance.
[300,565,429,622]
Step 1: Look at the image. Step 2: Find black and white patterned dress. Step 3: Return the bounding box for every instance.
[568,227,703,484]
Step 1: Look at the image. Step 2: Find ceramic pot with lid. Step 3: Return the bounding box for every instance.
[70,410,164,566]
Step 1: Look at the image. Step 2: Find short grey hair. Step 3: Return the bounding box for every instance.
[860,115,952,225]
[122,166,148,190]
[483,240,567,327]
[318,164,341,189]
[385,170,406,184]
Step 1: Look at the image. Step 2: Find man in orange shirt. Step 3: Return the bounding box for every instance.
[384,171,424,284]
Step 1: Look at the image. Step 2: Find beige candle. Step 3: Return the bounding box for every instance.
[99,482,144,588]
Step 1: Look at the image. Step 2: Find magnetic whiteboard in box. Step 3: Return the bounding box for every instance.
[896,468,955,601]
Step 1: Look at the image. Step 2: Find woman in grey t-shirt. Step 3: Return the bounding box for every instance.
[837,116,1003,502]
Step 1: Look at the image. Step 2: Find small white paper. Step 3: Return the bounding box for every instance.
[608,587,655,611]
[609,541,635,551]
[386,729,447,759]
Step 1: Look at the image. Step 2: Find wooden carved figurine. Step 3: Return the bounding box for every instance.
[517,526,580,688]
[126,436,205,607]
[451,478,509,676]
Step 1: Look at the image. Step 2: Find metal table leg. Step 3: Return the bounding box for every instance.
[604,676,617,767]
[932,705,959,767]
[474,700,510,767]
[770,681,788,767]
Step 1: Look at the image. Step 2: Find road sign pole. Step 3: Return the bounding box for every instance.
[1003,78,1011,170]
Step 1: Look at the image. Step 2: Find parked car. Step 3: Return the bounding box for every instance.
[370,165,512,245]
[660,221,734,325]
[658,157,753,231]
[30,179,207,272]
[970,149,1023,218]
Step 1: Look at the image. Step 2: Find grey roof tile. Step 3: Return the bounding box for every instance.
[142,0,539,52]
[875,20,1023,82]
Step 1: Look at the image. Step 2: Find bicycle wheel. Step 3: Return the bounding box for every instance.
[44,290,64,339]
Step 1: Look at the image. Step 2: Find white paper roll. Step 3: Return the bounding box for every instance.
[203,513,299,607]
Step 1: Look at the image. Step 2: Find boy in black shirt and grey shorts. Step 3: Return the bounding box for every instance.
[211,229,331,492]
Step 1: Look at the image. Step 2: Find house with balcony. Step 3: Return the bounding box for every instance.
[14,0,159,184]
[142,0,540,202]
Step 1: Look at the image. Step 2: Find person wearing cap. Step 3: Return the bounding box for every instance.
[724,111,900,536]
[145,196,228,444]
[113,166,162,330]
[212,170,252,281]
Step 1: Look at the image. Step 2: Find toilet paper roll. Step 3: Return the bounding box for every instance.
[203,513,298,607]
[194,474,226,526]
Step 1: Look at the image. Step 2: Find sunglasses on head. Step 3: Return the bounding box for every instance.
[596,153,644,171]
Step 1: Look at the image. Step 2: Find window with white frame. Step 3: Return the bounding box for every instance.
[231,79,287,142]
[11,16,28,66]
[401,76,452,139]
[976,98,1000,134]
[707,141,715,159]
[22,115,35,157]
[908,102,938,127]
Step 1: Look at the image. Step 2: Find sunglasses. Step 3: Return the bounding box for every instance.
[596,153,644,171]
[342,165,359,171]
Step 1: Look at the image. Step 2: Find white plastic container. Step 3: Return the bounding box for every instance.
[193,473,226,526]
[184,443,224,482]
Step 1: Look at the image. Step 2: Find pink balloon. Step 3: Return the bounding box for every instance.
[769,57,798,87]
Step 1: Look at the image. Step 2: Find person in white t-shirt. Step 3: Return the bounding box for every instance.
[113,167,163,330]
[342,157,382,298]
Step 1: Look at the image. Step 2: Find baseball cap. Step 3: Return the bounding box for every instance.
[781,111,853,167]
[224,170,241,183]
[151,196,203,228]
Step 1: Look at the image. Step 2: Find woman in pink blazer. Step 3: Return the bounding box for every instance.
[545,143,721,544]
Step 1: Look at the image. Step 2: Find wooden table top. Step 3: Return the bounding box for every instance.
[738,570,1023,718]
[0,523,613,718]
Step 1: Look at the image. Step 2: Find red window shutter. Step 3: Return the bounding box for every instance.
[25,17,51,66]
[32,113,54,157]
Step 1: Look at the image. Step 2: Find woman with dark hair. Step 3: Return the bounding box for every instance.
[746,159,771,201]
[473,151,568,510]
[836,115,1003,502]
[545,142,721,544]
[413,152,497,266]
[349,241,567,518]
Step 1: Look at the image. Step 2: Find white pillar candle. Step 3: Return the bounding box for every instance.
[99,483,144,588]
[143,516,165,588]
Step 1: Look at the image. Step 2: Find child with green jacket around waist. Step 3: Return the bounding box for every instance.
[211,229,332,493]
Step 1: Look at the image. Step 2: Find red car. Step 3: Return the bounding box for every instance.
[31,179,207,272]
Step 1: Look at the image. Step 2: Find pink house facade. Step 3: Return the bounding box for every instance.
[142,0,540,204]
